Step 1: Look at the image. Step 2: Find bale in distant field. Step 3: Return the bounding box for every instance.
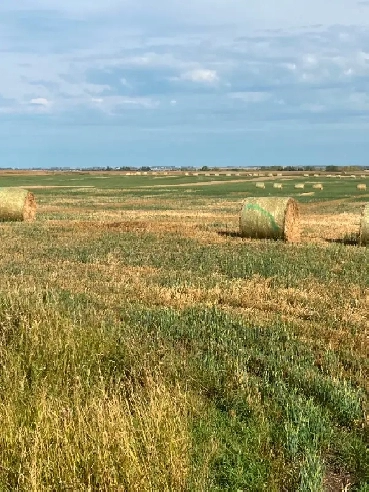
[359,204,369,246]
[0,188,36,222]
[255,182,265,189]
[240,197,300,242]
[313,183,323,190]
[303,174,309,177]
[273,183,283,189]
[357,184,367,191]
[294,183,305,189]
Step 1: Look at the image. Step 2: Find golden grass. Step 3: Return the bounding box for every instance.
[0,378,194,490]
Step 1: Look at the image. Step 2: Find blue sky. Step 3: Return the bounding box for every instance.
[1,0,369,168]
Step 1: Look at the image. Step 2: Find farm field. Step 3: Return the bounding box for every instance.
[0,171,368,490]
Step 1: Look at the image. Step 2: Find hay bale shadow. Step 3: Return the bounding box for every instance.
[217,230,241,238]
[325,233,359,246]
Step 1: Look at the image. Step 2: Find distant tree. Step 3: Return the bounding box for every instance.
[325,165,339,172]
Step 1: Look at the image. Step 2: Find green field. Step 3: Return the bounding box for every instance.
[0,172,367,490]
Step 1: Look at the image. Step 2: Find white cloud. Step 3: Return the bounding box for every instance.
[228,92,271,103]
[178,69,219,84]
[30,97,50,106]
[89,95,159,114]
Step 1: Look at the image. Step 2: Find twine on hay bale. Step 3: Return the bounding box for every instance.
[357,184,367,191]
[0,187,36,222]
[255,182,265,189]
[359,204,369,246]
[239,196,300,242]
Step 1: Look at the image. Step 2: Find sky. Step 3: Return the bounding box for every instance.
[1,0,369,168]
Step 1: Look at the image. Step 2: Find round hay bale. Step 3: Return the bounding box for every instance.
[313,183,323,190]
[359,204,369,246]
[0,188,36,222]
[294,183,305,189]
[255,182,265,189]
[273,183,283,189]
[357,184,367,191]
[240,197,300,242]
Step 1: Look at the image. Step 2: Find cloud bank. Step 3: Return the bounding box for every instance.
[1,0,369,166]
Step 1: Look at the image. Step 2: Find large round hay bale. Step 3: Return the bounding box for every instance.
[313,183,323,190]
[295,183,305,189]
[359,204,369,246]
[273,183,283,189]
[357,184,367,191]
[0,188,36,222]
[255,182,265,189]
[239,197,300,242]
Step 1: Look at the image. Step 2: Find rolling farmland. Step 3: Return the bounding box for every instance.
[0,170,367,490]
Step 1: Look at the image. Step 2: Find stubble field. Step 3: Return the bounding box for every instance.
[0,171,367,491]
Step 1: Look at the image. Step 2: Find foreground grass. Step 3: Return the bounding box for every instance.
[0,176,367,490]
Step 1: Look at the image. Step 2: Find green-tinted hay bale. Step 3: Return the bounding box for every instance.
[0,188,36,222]
[359,204,369,246]
[239,197,300,242]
